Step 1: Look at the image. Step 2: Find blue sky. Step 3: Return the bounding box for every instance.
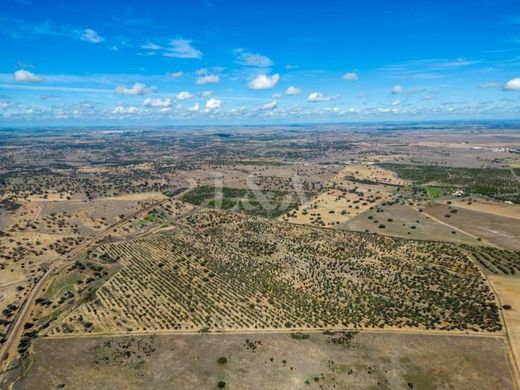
[1,0,519,125]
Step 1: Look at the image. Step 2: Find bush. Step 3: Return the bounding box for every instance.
[217,356,228,364]
[290,332,310,340]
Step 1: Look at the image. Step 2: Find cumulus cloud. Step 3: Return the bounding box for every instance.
[196,74,220,85]
[201,90,212,97]
[391,99,400,106]
[285,86,301,95]
[188,102,200,112]
[115,82,155,95]
[248,73,280,89]
[342,72,358,81]
[81,28,104,43]
[163,39,202,59]
[14,69,43,82]
[391,85,403,94]
[504,77,520,91]
[176,91,194,100]
[167,71,184,79]
[143,97,171,107]
[112,105,139,114]
[307,92,337,102]
[234,48,273,67]
[205,98,222,110]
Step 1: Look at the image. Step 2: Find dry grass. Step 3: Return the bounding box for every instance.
[13,332,517,390]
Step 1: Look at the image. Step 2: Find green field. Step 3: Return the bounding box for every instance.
[136,209,165,226]
[425,186,445,199]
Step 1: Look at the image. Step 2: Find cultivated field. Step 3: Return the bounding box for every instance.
[379,163,520,204]
[46,209,501,335]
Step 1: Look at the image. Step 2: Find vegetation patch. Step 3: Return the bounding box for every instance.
[181,185,304,218]
[463,245,520,275]
[379,163,520,204]
[51,209,501,334]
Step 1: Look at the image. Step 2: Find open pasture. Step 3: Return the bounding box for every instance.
[13,332,517,390]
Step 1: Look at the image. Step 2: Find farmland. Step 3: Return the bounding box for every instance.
[424,204,520,250]
[464,246,520,275]
[47,209,501,335]
[379,163,520,204]
[1,126,520,388]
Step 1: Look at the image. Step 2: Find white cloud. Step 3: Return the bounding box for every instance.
[205,98,222,110]
[262,100,277,110]
[201,90,212,97]
[14,69,43,82]
[478,82,500,89]
[285,86,301,95]
[188,102,200,112]
[504,77,520,91]
[234,48,273,67]
[391,99,400,106]
[248,73,280,89]
[342,72,358,81]
[115,82,155,95]
[167,71,184,79]
[196,74,220,85]
[163,39,202,59]
[437,58,480,68]
[176,91,194,100]
[143,97,171,107]
[391,85,403,94]
[81,28,104,43]
[112,105,140,114]
[307,92,337,102]
[0,101,10,109]
[272,93,282,99]
[141,42,161,50]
